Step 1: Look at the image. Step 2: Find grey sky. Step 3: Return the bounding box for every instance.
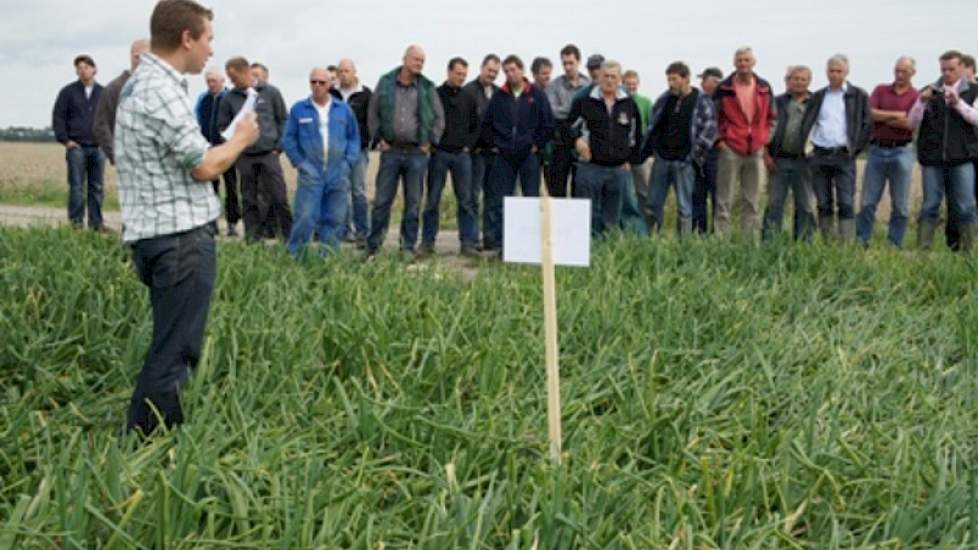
[1,0,972,128]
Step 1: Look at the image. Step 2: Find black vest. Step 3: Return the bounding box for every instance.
[917,81,978,166]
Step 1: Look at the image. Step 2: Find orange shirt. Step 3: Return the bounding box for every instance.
[734,77,757,124]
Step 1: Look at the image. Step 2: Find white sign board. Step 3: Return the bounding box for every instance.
[503,197,591,267]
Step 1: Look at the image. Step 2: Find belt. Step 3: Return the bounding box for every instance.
[813,146,849,156]
[775,152,806,160]
[389,142,420,150]
[871,139,911,148]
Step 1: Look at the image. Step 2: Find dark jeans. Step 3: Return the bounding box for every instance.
[211,166,241,226]
[367,148,428,253]
[810,150,856,227]
[66,145,105,228]
[423,149,478,247]
[575,162,627,237]
[945,160,978,250]
[548,134,576,198]
[236,152,293,241]
[471,151,496,248]
[692,148,718,233]
[128,224,216,435]
[921,163,978,226]
[486,150,541,250]
[762,157,814,241]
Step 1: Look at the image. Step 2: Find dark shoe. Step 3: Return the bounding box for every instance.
[400,250,416,264]
[362,249,378,262]
[355,237,367,249]
[227,224,238,237]
[416,243,435,259]
[918,221,938,250]
[460,245,480,258]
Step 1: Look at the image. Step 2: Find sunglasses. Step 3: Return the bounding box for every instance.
[310,80,330,86]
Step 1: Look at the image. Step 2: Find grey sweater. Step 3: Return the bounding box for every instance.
[217,81,288,155]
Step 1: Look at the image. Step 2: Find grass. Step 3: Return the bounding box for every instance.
[1,227,978,547]
[0,179,120,211]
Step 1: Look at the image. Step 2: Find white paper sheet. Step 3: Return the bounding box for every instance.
[503,197,591,267]
[220,88,258,141]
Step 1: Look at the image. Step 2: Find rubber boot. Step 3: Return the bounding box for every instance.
[818,215,835,242]
[918,220,938,250]
[838,218,856,244]
[960,223,976,253]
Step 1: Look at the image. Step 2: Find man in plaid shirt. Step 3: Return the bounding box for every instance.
[115,0,258,436]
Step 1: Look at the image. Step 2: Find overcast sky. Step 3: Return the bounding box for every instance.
[1,0,972,128]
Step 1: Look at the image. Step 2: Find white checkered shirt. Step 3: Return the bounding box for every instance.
[114,52,219,242]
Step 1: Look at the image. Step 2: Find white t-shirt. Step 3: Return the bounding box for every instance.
[85,85,94,100]
[314,98,331,158]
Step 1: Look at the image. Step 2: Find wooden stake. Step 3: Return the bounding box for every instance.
[539,186,562,464]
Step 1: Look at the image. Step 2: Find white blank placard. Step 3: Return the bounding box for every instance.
[503,197,591,267]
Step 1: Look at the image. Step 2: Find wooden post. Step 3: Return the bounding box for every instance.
[539,186,562,464]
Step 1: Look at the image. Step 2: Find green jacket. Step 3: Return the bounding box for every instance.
[375,67,435,144]
[632,93,652,130]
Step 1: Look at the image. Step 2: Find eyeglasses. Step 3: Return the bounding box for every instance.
[310,80,329,86]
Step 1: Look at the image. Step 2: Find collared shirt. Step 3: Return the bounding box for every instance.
[812,83,849,148]
[546,73,590,121]
[367,76,446,145]
[870,83,918,141]
[314,97,331,158]
[339,83,362,103]
[115,52,219,242]
[781,95,809,155]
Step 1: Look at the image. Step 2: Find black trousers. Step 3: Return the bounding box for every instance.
[128,224,216,435]
[236,152,293,241]
[547,124,576,197]
[945,160,978,250]
[211,166,241,225]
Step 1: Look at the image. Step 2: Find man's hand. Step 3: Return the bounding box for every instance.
[715,141,728,151]
[232,112,260,147]
[65,140,79,150]
[530,145,539,154]
[920,87,935,102]
[420,143,432,154]
[575,138,591,162]
[377,139,391,152]
[763,152,776,174]
[621,162,631,171]
[946,87,960,106]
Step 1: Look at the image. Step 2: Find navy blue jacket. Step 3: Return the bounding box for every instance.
[480,78,554,154]
[52,80,103,145]
[195,90,228,146]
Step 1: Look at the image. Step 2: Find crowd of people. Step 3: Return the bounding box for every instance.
[54,36,978,260]
[51,0,977,434]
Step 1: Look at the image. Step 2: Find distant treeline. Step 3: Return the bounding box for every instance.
[0,127,56,142]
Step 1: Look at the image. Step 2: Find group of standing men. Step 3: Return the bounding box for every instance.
[69,0,978,435]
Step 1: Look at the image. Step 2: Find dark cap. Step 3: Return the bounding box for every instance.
[586,54,605,69]
[697,67,723,80]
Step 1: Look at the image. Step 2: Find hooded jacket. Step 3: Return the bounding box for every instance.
[479,78,554,154]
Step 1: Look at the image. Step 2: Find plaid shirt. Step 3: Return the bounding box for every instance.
[115,52,219,242]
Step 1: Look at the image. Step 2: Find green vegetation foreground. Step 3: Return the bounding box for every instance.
[2,227,978,548]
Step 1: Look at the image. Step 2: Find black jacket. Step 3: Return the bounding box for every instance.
[916,80,978,166]
[436,83,479,153]
[217,81,288,155]
[767,92,810,158]
[567,88,642,167]
[341,85,372,149]
[800,83,872,158]
[462,79,499,150]
[52,80,103,146]
[480,79,554,154]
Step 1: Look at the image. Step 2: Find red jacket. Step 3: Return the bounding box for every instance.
[715,73,776,155]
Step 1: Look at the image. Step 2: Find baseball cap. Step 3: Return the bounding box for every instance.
[697,67,723,80]
[586,54,605,69]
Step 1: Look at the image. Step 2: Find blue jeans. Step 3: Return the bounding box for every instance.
[920,163,978,226]
[129,224,215,435]
[620,170,649,236]
[471,152,495,248]
[366,149,428,253]
[288,178,349,257]
[486,151,540,250]
[344,149,369,240]
[811,151,856,221]
[574,162,628,237]
[856,145,913,246]
[649,158,696,235]
[66,145,105,228]
[423,149,478,247]
[762,157,815,241]
[692,148,718,233]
